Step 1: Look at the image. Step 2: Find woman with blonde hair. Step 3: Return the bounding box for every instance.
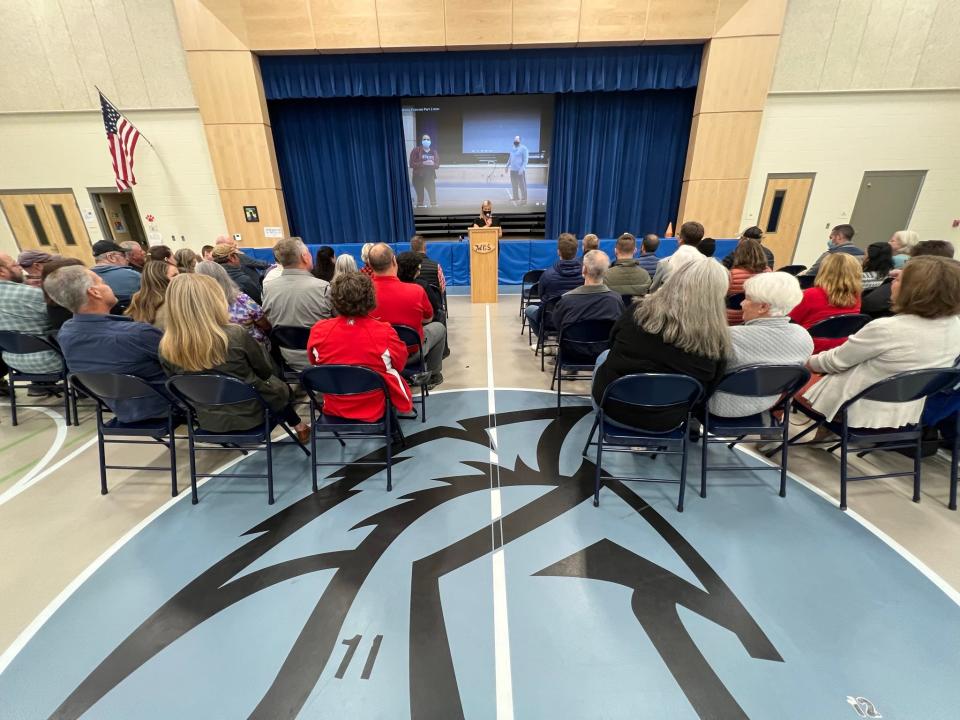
[333,253,358,279]
[889,230,919,268]
[591,259,730,430]
[359,242,375,277]
[126,259,178,329]
[789,252,862,353]
[174,248,199,274]
[726,238,770,325]
[159,273,308,439]
[195,260,271,348]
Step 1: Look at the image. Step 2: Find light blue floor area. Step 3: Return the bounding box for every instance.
[2,390,959,720]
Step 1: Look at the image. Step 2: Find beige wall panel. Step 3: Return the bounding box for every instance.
[243,0,315,51]
[768,0,838,92]
[59,0,123,105]
[311,0,380,51]
[678,179,748,237]
[683,111,762,181]
[882,0,938,89]
[124,0,198,107]
[513,0,580,46]
[26,1,90,110]
[186,51,269,125]
[89,0,152,107]
[646,0,717,41]
[204,124,282,190]
[444,0,512,47]
[172,0,248,51]
[0,1,64,112]
[914,1,960,88]
[577,0,647,43]
[849,0,905,89]
[818,0,870,91]
[220,188,289,245]
[714,0,784,38]
[694,36,780,114]
[378,0,445,49]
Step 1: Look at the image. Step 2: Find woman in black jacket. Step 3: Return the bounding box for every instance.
[592,258,731,430]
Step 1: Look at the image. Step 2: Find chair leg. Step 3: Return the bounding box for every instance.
[9,379,18,426]
[420,382,427,423]
[779,415,789,498]
[168,415,178,497]
[678,429,689,513]
[912,430,922,503]
[187,425,199,505]
[582,416,599,458]
[96,425,108,495]
[699,423,708,499]
[950,422,958,511]
[310,403,319,493]
[72,387,79,426]
[63,381,72,426]
[385,414,393,492]
[839,426,848,511]
[266,420,275,505]
[593,429,603,507]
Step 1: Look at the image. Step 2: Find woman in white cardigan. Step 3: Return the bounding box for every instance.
[803,256,960,429]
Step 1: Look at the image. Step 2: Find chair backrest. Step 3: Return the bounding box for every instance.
[300,365,387,397]
[70,372,168,404]
[713,364,810,399]
[797,275,816,290]
[558,319,615,364]
[776,264,807,276]
[166,373,263,411]
[601,373,704,431]
[522,269,545,285]
[271,325,311,351]
[0,330,61,356]
[726,293,745,311]
[539,297,561,331]
[392,324,423,350]
[808,313,871,339]
[847,368,960,406]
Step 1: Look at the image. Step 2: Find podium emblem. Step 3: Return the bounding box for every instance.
[472,242,495,254]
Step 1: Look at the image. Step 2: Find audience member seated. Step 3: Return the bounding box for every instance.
[126,260,178,330]
[726,238,771,325]
[174,248,198,274]
[698,237,717,259]
[90,240,141,310]
[197,261,271,349]
[159,274,309,440]
[637,234,661,276]
[709,272,813,417]
[889,229,919,269]
[649,221,705,291]
[201,245,214,261]
[861,241,895,290]
[215,235,269,283]
[862,240,955,319]
[120,241,146,272]
[147,245,175,266]
[40,258,85,330]
[803,256,960,429]
[789,253,862,352]
[801,224,864,276]
[554,250,624,331]
[591,259,730,430]
[18,251,54,287]
[360,243,375,277]
[410,234,446,293]
[605,233,651,296]
[313,246,335,282]
[397,252,445,324]
[211,243,262,304]
[0,252,63,377]
[307,272,414,422]
[261,238,331,370]
[721,226,774,270]
[44,265,169,422]
[524,233,584,336]
[334,253,358,278]
[368,243,446,384]
[582,234,599,253]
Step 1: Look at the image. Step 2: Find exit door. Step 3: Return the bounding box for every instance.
[756,174,815,268]
[0,191,94,265]
[849,171,926,246]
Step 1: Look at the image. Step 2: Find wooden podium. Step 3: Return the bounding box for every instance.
[468,227,499,303]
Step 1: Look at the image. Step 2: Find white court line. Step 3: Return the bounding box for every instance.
[485,305,515,720]
[0,408,80,509]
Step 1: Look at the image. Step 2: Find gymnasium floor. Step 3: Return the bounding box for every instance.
[1,294,958,720]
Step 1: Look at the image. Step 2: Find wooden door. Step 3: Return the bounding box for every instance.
[757,175,814,268]
[0,191,94,265]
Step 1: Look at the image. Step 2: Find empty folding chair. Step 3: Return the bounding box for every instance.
[519,269,544,323]
[807,314,872,344]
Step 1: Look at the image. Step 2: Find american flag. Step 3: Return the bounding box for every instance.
[99,91,141,191]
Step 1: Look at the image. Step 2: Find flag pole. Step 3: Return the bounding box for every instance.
[95,85,156,150]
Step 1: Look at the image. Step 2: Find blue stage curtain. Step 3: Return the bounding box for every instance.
[269,98,414,245]
[546,90,695,239]
[260,46,701,100]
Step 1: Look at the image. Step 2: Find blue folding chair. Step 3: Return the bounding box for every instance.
[789,368,960,510]
[0,330,76,426]
[807,313,872,341]
[270,325,311,384]
[534,297,561,371]
[582,374,704,511]
[519,269,544,323]
[700,365,810,499]
[301,366,406,492]
[797,274,816,290]
[776,264,806,276]
[393,324,430,423]
[552,319,614,413]
[70,372,182,497]
[166,373,310,505]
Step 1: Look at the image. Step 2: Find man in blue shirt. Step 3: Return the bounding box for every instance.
[44,265,170,422]
[801,224,864,276]
[90,240,141,310]
[505,135,529,205]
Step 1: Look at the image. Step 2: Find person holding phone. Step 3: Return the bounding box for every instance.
[471,200,502,237]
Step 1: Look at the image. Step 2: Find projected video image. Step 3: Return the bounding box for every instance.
[401,95,553,216]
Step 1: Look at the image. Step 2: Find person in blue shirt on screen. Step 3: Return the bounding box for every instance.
[504,135,528,205]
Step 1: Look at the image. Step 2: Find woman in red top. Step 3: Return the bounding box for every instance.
[307,272,413,422]
[789,252,862,352]
[726,238,770,325]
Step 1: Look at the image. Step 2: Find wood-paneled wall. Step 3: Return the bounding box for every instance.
[173,0,785,244]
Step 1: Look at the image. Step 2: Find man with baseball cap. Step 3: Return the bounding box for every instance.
[90,240,141,311]
[211,243,262,303]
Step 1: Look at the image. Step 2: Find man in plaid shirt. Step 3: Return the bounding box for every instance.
[0,253,61,375]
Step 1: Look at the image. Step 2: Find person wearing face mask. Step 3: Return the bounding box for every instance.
[504,135,529,205]
[800,224,863,277]
[471,200,502,237]
[409,134,440,208]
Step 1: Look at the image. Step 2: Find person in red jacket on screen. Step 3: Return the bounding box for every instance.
[307,272,413,422]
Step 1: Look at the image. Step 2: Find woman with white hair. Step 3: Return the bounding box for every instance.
[333,253,358,279]
[709,272,813,417]
[889,230,919,269]
[591,259,731,430]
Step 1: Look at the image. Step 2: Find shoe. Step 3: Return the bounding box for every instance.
[427,372,444,390]
[442,347,451,359]
[296,425,311,445]
[542,346,557,356]
[0,381,9,398]
[27,383,59,397]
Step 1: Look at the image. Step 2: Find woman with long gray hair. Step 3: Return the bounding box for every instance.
[196,260,271,349]
[591,259,731,430]
[333,253,358,279]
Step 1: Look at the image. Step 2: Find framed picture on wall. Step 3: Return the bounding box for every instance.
[244,206,259,222]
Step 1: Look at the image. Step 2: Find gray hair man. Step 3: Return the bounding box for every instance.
[553,249,625,334]
[261,236,332,372]
[119,241,146,272]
